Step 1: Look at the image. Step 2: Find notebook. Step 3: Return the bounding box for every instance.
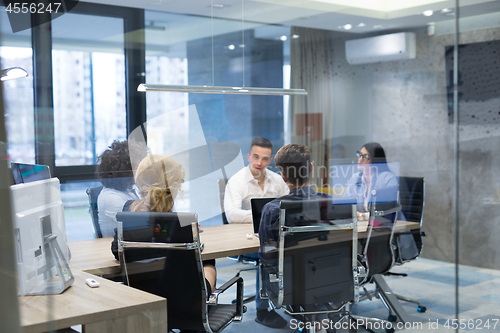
[251,197,275,236]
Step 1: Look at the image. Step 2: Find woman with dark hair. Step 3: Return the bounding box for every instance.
[96,140,139,237]
[347,142,419,260]
[347,142,398,220]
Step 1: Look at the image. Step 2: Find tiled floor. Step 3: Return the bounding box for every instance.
[215,257,500,333]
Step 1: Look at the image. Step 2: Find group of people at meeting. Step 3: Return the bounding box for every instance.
[95,136,401,329]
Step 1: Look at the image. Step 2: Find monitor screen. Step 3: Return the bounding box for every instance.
[11,162,51,184]
[329,160,400,198]
[251,197,275,234]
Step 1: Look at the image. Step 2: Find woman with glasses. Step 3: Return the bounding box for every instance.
[347,142,398,221]
[348,143,419,264]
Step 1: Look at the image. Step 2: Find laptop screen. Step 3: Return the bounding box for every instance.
[251,197,275,234]
[11,163,51,184]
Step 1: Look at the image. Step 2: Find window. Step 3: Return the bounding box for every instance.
[52,13,126,166]
[0,11,34,164]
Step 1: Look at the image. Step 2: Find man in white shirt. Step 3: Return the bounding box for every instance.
[223,137,289,328]
[224,137,289,223]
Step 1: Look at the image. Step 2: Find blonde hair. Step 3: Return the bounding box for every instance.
[131,155,185,213]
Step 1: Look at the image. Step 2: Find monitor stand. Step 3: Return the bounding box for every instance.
[27,234,74,295]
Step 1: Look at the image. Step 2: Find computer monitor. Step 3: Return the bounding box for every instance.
[251,197,275,235]
[10,177,72,295]
[328,159,358,197]
[329,160,400,199]
[11,162,51,184]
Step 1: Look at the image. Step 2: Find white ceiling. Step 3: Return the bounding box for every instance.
[3,0,499,59]
[82,0,500,34]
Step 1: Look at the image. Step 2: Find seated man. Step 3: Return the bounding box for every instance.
[224,137,289,223]
[259,143,332,286]
[224,137,289,328]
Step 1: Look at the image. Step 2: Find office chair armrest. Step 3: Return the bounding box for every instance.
[207,276,244,321]
[208,276,243,305]
[373,203,402,216]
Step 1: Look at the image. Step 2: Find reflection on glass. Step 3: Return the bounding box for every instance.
[60,180,101,241]
[0,45,34,163]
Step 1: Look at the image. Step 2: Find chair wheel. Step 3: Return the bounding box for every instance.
[417,306,426,313]
[242,305,247,313]
[386,328,395,333]
[387,314,397,322]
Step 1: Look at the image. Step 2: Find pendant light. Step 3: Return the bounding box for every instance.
[0,67,28,81]
[137,0,307,96]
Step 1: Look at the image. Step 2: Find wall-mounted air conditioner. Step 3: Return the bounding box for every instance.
[345,32,416,65]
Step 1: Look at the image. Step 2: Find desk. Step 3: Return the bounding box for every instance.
[68,221,419,275]
[19,221,419,332]
[18,270,166,333]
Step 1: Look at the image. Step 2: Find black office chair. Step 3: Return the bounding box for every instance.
[384,177,426,313]
[394,177,425,264]
[260,199,364,333]
[218,178,259,304]
[355,191,410,327]
[218,178,230,225]
[116,212,244,333]
[86,185,103,238]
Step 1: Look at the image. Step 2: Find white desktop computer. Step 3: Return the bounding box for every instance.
[10,177,73,295]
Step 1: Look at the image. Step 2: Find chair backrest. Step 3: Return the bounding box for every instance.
[261,198,359,310]
[116,212,209,332]
[397,176,425,261]
[362,192,401,281]
[218,178,229,224]
[86,185,103,238]
[399,177,425,224]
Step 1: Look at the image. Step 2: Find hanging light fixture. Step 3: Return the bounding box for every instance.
[137,0,307,96]
[137,84,307,95]
[0,67,28,81]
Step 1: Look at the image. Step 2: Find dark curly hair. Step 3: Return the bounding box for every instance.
[96,140,135,191]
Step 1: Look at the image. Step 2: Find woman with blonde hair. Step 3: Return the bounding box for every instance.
[124,154,217,296]
[129,154,185,213]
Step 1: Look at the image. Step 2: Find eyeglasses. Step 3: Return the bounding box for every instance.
[356,151,371,161]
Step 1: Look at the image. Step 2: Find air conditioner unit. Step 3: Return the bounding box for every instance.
[345,32,416,65]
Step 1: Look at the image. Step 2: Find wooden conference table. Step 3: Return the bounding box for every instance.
[19,221,419,333]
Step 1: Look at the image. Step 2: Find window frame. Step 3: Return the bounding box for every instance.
[31,0,145,183]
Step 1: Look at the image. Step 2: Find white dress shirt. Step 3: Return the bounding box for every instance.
[224,166,289,223]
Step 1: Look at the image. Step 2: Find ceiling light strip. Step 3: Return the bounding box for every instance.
[138,84,307,96]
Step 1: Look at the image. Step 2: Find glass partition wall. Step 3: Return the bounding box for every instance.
[454,5,500,330]
[2,0,500,331]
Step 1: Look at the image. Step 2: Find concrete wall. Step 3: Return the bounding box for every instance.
[329,27,500,269]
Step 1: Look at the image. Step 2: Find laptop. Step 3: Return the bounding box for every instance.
[251,197,275,236]
[11,162,51,184]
